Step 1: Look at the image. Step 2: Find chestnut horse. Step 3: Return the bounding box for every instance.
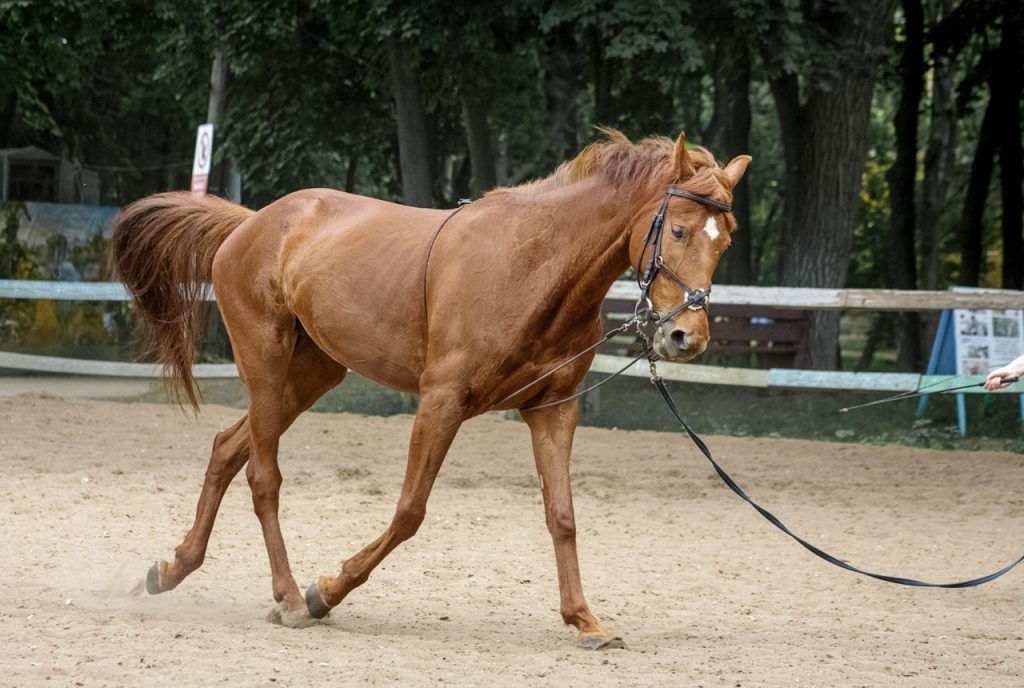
[112,130,749,649]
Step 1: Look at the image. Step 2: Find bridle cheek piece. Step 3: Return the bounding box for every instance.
[634,185,728,345]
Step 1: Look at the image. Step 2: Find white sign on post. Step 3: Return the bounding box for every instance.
[190,123,215,198]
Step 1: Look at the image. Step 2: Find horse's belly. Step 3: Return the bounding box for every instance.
[283,241,428,394]
[301,304,424,393]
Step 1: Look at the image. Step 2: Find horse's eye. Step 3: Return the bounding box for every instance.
[671,224,686,240]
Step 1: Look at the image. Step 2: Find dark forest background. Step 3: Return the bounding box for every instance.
[1,0,1021,370]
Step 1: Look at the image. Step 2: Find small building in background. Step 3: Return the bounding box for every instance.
[0,146,100,205]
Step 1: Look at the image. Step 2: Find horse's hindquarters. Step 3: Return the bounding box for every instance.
[261,192,451,393]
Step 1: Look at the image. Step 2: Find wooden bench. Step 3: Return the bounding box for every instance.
[599,298,809,368]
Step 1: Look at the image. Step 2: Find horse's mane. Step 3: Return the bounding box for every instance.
[490,128,734,203]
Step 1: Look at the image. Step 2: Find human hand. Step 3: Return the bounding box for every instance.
[984,366,1021,391]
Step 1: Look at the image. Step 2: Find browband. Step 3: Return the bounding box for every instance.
[666,187,732,213]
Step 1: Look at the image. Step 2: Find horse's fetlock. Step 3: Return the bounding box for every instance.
[174,546,205,572]
[560,603,590,626]
[338,566,370,592]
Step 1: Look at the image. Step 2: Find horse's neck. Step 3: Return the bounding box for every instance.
[530,179,643,309]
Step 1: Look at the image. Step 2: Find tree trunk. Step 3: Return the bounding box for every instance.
[957,88,999,286]
[999,121,1023,289]
[451,154,471,204]
[768,74,803,284]
[920,55,955,291]
[855,313,892,372]
[886,0,924,371]
[204,49,233,360]
[588,27,613,126]
[388,37,434,207]
[542,25,580,162]
[344,155,358,194]
[0,91,16,148]
[461,93,497,196]
[774,0,898,369]
[708,40,753,285]
[158,124,173,192]
[997,3,1023,289]
[205,49,240,202]
[207,50,227,126]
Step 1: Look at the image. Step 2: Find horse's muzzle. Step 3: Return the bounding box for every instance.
[654,323,708,361]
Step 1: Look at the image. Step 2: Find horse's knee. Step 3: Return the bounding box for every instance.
[247,466,282,513]
[546,507,576,542]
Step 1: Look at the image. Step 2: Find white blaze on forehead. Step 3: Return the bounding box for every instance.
[702,216,720,241]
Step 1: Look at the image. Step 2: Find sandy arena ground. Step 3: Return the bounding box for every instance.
[0,393,1022,687]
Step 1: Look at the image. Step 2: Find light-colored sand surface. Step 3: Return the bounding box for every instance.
[0,376,150,399]
[0,394,1021,687]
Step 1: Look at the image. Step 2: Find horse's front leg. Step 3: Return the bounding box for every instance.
[521,401,625,650]
[304,386,466,618]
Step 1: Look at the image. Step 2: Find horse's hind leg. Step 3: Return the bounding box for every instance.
[147,414,251,593]
[240,328,350,628]
[146,335,346,602]
[521,402,624,650]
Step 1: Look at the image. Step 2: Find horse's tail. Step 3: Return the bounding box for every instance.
[111,192,254,410]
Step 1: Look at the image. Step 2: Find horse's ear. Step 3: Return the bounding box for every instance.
[673,132,696,179]
[723,155,752,188]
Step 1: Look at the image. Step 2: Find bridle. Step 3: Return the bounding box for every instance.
[496,183,730,409]
[633,184,730,351]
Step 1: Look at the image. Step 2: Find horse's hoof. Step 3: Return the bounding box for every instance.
[578,633,627,650]
[266,602,319,629]
[304,581,332,620]
[145,562,164,595]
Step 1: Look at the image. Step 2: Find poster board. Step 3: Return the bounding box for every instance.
[954,308,1024,376]
[919,288,1024,435]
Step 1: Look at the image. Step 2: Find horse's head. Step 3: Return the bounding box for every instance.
[629,132,750,362]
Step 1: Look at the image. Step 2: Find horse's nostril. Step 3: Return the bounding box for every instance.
[669,329,688,349]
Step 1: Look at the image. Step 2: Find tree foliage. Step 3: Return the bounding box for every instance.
[1,0,1019,369]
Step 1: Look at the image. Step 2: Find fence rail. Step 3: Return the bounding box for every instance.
[1,350,1014,396]
[1,279,1021,396]
[605,282,1024,311]
[3,279,1023,310]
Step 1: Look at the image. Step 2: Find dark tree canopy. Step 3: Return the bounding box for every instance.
[1,0,1019,369]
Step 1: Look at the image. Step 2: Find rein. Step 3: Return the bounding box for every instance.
[649,367,1024,588]
[495,182,1024,589]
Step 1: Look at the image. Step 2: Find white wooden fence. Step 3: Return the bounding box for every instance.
[4,279,1022,310]
[2,279,1022,394]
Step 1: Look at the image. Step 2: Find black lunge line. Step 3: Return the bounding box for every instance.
[652,374,1024,588]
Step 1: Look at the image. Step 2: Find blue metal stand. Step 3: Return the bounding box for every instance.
[917,310,965,432]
